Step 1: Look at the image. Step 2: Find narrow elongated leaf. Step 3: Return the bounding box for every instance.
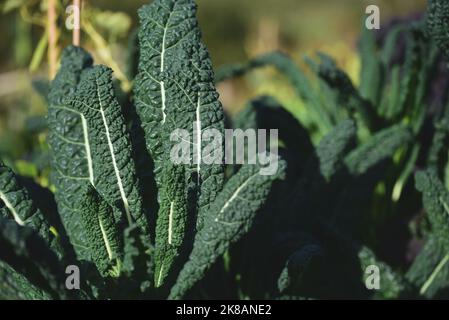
[169,160,286,299]
[415,169,449,249]
[215,52,310,100]
[317,119,356,180]
[0,261,52,300]
[0,217,68,299]
[215,51,332,132]
[384,29,421,121]
[79,184,121,277]
[67,65,150,237]
[428,102,449,172]
[0,161,61,256]
[408,169,449,298]
[407,235,449,298]
[154,163,188,287]
[358,26,383,106]
[380,24,405,66]
[427,0,449,61]
[47,46,94,259]
[311,53,378,130]
[345,125,412,176]
[134,0,225,229]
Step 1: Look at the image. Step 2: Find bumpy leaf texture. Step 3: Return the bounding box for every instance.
[407,235,449,298]
[317,119,356,181]
[67,65,150,237]
[427,0,449,61]
[0,161,61,256]
[344,125,412,176]
[79,184,121,277]
[169,160,286,299]
[309,53,378,130]
[0,261,51,299]
[47,46,93,259]
[134,0,225,230]
[154,163,187,287]
[415,169,449,250]
[407,169,449,298]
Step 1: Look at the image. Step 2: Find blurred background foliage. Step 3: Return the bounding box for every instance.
[0,0,426,179]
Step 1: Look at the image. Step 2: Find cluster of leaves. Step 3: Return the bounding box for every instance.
[211,1,449,299]
[1,0,449,300]
[0,0,285,300]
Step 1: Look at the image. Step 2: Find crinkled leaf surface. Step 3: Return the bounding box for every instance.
[154,163,188,287]
[47,46,94,259]
[0,161,61,256]
[169,160,286,299]
[67,65,150,238]
[79,184,122,277]
[134,0,225,229]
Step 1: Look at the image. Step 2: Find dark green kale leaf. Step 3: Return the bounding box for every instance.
[169,160,286,299]
[0,161,62,256]
[47,46,94,260]
[134,0,225,231]
[68,65,151,239]
[79,184,122,277]
[0,217,69,299]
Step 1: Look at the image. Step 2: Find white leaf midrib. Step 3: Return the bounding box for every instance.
[168,201,174,245]
[156,265,164,288]
[51,105,94,186]
[420,253,449,295]
[98,214,114,260]
[95,79,132,225]
[215,172,259,221]
[81,114,94,185]
[195,94,202,180]
[159,9,173,125]
[0,190,25,226]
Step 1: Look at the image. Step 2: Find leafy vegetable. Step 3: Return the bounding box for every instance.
[47,46,93,260]
[3,0,449,301]
[0,217,68,299]
[345,125,412,176]
[134,0,225,232]
[79,184,121,277]
[67,65,150,236]
[427,0,449,61]
[169,160,287,299]
[317,119,356,180]
[154,163,187,287]
[0,161,61,255]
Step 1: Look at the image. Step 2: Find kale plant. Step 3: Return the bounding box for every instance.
[0,0,285,299]
[1,0,449,300]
